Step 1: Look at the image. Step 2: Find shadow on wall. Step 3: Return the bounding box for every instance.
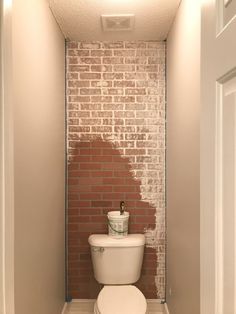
[68,139,158,299]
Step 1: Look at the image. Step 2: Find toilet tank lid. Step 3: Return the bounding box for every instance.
[88,234,145,247]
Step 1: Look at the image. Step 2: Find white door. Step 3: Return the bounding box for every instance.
[0,0,15,313]
[201,0,236,313]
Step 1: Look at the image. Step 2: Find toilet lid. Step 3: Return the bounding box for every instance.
[97,285,147,314]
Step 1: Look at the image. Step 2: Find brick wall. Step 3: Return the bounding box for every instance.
[66,41,166,300]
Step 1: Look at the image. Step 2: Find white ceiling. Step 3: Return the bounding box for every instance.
[49,0,181,41]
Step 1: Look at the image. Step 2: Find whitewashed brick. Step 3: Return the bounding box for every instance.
[66,40,166,300]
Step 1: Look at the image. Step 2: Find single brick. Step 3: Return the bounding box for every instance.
[80,73,101,80]
[125,42,147,49]
[68,49,90,56]
[80,88,101,95]
[114,81,135,88]
[103,88,123,95]
[103,73,123,80]
[125,149,146,155]
[91,96,112,102]
[80,42,101,49]
[103,57,124,64]
[91,126,113,133]
[102,193,125,200]
[114,96,135,103]
[114,50,135,57]
[102,42,124,49]
[125,88,146,95]
[91,111,112,118]
[91,201,112,207]
[147,42,165,49]
[103,178,125,185]
[125,118,146,125]
[136,96,158,103]
[114,126,135,133]
[68,65,90,72]
[114,111,135,118]
[125,57,147,64]
[125,72,147,80]
[80,163,101,170]
[68,111,90,118]
[79,118,102,125]
[113,65,135,72]
[91,65,112,72]
[92,186,113,192]
[91,81,112,87]
[80,103,102,110]
[103,104,124,110]
[136,65,158,72]
[68,81,90,88]
[136,50,157,57]
[80,193,101,200]
[113,186,136,192]
[69,126,90,133]
[80,57,101,64]
[91,50,112,56]
[68,96,90,102]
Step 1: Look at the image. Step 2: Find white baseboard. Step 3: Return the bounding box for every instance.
[164,303,170,314]
[71,298,164,304]
[71,299,96,302]
[70,299,165,311]
[61,302,68,314]
[146,299,164,304]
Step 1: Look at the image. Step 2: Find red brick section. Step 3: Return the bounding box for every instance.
[67,41,166,300]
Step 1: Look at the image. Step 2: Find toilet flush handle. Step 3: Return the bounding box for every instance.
[91,247,105,253]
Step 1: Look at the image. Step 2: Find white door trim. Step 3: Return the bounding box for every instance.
[215,80,223,314]
[0,0,15,313]
[201,0,236,313]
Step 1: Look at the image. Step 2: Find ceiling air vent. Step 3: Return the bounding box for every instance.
[101,14,135,32]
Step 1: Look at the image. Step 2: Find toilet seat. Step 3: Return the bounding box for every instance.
[94,285,147,314]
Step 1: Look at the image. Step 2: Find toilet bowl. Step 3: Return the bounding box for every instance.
[94,285,147,314]
[88,234,147,314]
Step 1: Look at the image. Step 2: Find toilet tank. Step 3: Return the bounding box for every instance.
[88,234,145,285]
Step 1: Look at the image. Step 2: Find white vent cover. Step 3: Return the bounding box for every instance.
[101,14,135,32]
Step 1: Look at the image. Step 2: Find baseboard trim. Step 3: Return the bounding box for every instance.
[61,302,68,314]
[71,299,96,302]
[71,298,163,303]
[146,299,165,304]
[69,299,165,312]
[164,303,170,314]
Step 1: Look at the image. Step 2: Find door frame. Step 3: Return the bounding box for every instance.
[0,0,15,313]
[200,0,236,313]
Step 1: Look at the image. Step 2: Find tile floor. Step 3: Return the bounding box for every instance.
[66,300,165,314]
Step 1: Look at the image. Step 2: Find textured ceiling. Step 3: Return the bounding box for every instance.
[49,0,181,41]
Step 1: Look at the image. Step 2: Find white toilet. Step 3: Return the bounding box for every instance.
[88,234,147,314]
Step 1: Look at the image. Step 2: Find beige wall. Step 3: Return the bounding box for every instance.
[166,0,200,313]
[12,0,65,313]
